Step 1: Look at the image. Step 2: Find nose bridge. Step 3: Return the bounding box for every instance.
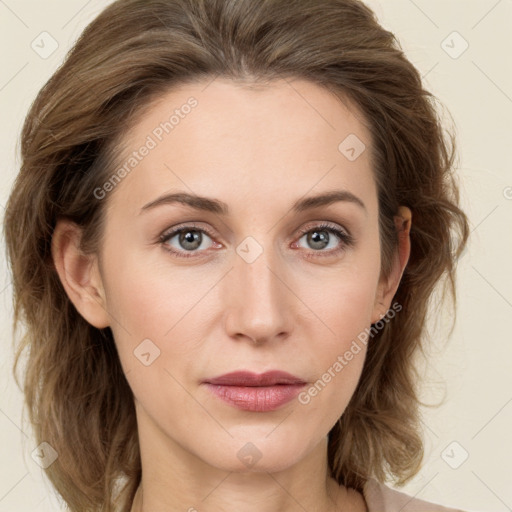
[224,234,293,341]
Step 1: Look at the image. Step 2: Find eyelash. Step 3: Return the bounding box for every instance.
[158,222,354,260]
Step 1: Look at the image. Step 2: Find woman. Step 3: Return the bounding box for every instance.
[3,0,471,510]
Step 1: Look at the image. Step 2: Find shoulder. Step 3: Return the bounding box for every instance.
[362,477,469,512]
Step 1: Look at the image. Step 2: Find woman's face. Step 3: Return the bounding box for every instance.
[70,78,404,474]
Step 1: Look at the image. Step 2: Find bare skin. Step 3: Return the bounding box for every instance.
[51,78,411,512]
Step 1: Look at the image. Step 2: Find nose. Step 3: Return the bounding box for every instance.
[222,240,295,345]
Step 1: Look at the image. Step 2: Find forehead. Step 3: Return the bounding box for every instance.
[107,77,377,218]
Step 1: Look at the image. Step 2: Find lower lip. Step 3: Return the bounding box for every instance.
[203,383,306,412]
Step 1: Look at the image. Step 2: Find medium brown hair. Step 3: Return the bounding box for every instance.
[3,0,469,510]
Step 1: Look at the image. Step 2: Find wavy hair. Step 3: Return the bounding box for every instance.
[3,0,469,510]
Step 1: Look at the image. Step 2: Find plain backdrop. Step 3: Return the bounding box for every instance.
[1,1,511,511]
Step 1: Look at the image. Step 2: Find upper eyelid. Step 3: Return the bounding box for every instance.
[160,222,214,240]
[297,221,349,235]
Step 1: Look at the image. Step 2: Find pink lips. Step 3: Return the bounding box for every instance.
[203,371,307,412]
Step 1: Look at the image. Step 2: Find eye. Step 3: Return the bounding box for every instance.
[293,223,354,257]
[159,221,354,260]
[159,223,219,259]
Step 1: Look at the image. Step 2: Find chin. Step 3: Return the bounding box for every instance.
[192,429,318,474]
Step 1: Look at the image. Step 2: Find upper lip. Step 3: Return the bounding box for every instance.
[203,370,306,387]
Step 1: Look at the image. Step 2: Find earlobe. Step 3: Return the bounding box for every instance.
[51,219,111,329]
[371,206,412,323]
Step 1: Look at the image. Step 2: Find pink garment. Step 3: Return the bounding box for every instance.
[363,478,467,512]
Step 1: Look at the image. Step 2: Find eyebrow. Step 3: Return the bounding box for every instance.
[140,190,367,215]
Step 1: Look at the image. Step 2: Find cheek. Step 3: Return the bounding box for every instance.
[100,246,224,402]
[305,282,374,383]
[295,290,373,434]
[321,275,377,324]
[101,259,206,415]
[294,253,380,408]
[102,245,213,336]
[302,249,381,343]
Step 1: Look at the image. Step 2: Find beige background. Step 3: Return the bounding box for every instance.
[1,0,511,510]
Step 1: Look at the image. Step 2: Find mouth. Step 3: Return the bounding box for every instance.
[203,370,306,387]
[202,370,307,412]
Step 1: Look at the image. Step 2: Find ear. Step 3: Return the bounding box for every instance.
[51,219,110,329]
[371,206,412,323]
